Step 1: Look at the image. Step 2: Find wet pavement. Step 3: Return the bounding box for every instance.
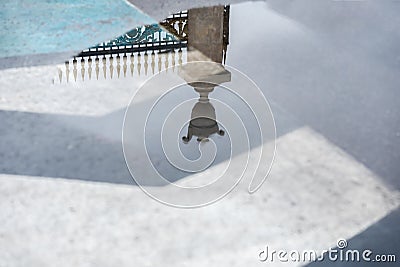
[0,0,399,266]
[1,0,154,68]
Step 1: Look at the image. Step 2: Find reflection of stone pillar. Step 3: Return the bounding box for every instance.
[182,101,225,143]
[180,63,231,143]
[180,6,230,143]
[187,6,226,63]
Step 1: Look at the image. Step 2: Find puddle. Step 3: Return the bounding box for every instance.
[51,4,275,206]
[0,2,399,259]
[56,8,224,82]
[4,1,397,194]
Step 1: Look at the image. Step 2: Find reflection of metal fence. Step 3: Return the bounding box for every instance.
[57,11,189,83]
[57,7,230,83]
[78,11,188,57]
[59,49,186,83]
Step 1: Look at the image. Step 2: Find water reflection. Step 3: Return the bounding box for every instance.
[180,6,230,143]
[61,5,233,145]
[179,66,231,143]
[120,7,275,207]
[181,83,226,143]
[58,6,229,82]
[56,5,275,204]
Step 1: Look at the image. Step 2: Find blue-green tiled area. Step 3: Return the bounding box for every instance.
[0,0,155,58]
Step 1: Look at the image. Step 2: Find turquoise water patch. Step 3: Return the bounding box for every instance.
[0,0,156,58]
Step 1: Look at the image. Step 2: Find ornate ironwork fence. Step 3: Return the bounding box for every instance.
[58,7,229,83]
[78,11,188,57]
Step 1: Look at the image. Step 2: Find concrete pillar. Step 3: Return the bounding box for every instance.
[187,6,226,63]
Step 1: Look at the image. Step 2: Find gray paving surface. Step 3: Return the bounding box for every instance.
[0,0,399,266]
[1,127,398,266]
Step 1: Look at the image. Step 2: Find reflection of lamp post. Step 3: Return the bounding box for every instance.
[182,95,225,143]
[180,63,231,143]
[180,5,231,143]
